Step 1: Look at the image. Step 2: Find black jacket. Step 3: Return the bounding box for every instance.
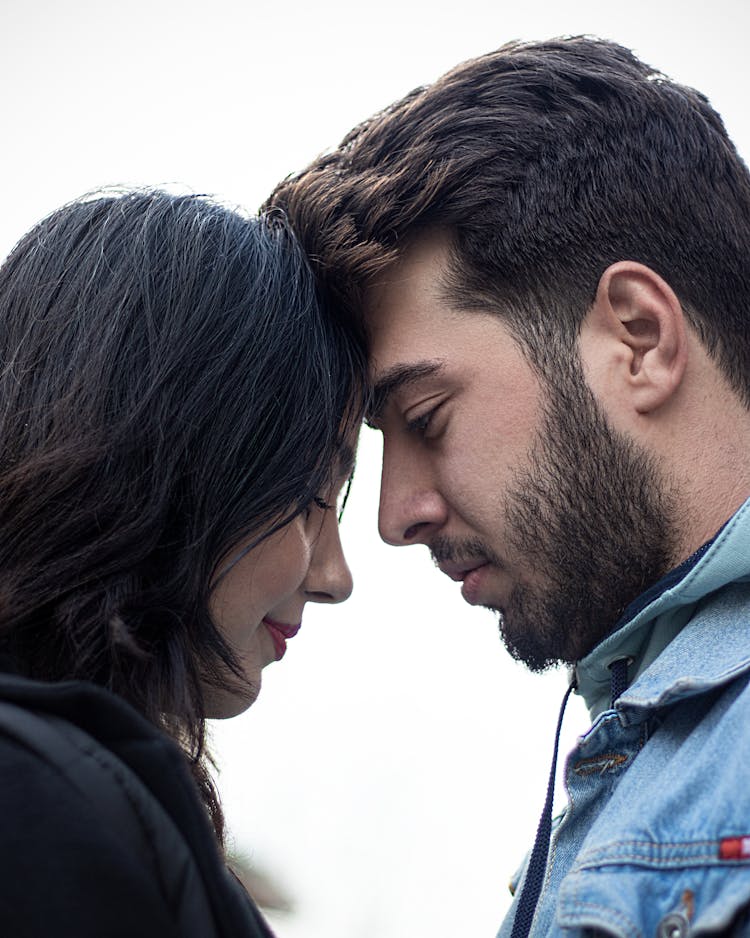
[0,671,274,938]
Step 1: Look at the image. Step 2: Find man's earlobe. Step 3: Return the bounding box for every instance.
[591,261,688,414]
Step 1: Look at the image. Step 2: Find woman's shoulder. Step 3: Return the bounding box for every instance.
[0,673,273,938]
[0,677,185,938]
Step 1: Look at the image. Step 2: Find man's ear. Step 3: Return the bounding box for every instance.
[584,261,688,414]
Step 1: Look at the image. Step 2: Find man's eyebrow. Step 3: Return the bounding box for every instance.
[367,361,445,425]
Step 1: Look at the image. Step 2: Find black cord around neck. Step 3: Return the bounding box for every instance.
[509,677,576,938]
[510,659,630,937]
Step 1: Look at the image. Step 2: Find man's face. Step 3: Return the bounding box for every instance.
[365,233,678,670]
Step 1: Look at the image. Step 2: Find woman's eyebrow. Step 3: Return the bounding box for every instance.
[337,442,356,481]
[367,360,445,426]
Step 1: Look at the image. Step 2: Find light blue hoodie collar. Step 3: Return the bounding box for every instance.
[575,497,750,718]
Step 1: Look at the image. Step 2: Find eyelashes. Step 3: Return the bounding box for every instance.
[304,491,348,523]
[302,496,332,521]
[406,403,441,437]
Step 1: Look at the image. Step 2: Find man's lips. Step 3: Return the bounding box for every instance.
[437,559,488,582]
[262,617,301,661]
[461,565,490,604]
[436,560,490,605]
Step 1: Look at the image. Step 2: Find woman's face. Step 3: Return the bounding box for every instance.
[205,477,354,718]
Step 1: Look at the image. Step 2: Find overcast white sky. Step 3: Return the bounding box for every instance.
[3,2,749,936]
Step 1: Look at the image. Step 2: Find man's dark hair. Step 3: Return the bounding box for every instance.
[0,189,366,841]
[268,36,750,402]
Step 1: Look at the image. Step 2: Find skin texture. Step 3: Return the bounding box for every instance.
[206,487,352,718]
[366,234,688,670]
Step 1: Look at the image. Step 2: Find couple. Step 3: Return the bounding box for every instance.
[2,36,750,938]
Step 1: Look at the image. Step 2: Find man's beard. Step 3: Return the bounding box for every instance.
[434,360,681,672]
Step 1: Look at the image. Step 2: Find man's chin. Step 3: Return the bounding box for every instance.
[495,601,578,674]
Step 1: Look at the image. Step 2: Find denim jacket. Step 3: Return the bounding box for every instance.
[499,497,750,937]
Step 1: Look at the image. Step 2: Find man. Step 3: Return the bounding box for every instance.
[267,37,750,936]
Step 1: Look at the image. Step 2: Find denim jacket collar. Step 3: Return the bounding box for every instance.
[575,496,750,718]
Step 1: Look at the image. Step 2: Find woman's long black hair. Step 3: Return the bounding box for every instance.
[0,190,366,841]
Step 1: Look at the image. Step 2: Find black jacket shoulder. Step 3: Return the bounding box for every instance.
[0,672,273,938]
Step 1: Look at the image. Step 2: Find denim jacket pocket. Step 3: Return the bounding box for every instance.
[557,839,750,938]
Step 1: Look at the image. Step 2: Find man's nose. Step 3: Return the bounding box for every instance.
[304,511,354,604]
[378,442,448,546]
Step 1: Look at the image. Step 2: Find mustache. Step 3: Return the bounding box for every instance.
[430,535,502,568]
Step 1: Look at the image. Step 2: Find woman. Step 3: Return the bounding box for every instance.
[0,190,365,937]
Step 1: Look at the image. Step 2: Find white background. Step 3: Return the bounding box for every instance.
[2,2,749,935]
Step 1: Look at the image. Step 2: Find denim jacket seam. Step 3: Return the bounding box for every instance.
[574,840,750,871]
[623,659,750,705]
[562,881,642,938]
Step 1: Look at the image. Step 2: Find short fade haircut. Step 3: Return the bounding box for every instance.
[267,36,750,404]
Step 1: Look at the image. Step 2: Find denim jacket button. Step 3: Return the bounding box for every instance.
[656,912,689,938]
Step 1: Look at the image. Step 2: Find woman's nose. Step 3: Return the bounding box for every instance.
[304,512,353,603]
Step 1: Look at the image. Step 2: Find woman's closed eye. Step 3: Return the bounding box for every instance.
[302,496,333,521]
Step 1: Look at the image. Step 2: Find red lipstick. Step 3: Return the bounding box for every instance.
[262,617,301,661]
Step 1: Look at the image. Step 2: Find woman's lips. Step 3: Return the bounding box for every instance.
[262,617,301,661]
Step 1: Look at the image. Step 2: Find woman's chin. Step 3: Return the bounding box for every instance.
[203,674,261,719]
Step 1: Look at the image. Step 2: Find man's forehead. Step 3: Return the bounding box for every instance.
[363,230,455,326]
